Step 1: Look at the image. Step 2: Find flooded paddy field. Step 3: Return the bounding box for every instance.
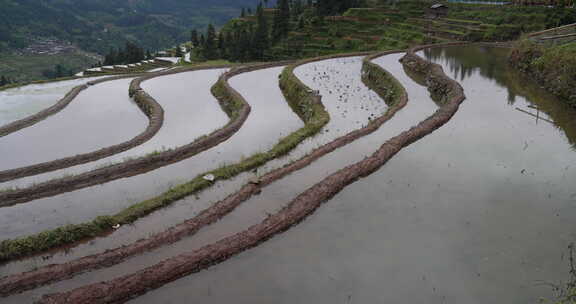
[120,47,576,304]
[0,78,147,171]
[0,66,301,247]
[0,69,229,190]
[0,52,435,303]
[2,47,575,304]
[0,77,105,127]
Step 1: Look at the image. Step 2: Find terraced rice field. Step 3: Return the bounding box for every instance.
[0,77,107,128]
[0,78,147,171]
[1,45,575,303]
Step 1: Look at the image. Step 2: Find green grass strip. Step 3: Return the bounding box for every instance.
[362,53,405,107]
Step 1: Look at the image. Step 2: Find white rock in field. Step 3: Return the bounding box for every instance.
[156,57,179,64]
[203,174,216,182]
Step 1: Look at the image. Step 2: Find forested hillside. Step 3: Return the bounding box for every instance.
[0,0,264,80]
[0,0,266,52]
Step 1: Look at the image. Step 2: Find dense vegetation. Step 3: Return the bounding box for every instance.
[2,0,575,81]
[185,0,576,63]
[0,0,262,81]
[103,42,150,66]
[189,0,373,62]
[0,75,14,87]
[0,0,262,53]
[509,39,576,108]
[40,64,76,79]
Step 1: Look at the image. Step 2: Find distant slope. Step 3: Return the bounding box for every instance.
[0,0,261,53]
[0,0,261,81]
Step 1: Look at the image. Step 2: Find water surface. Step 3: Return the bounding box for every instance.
[0,53,438,303]
[0,77,105,127]
[0,78,147,171]
[131,47,576,304]
[0,67,298,244]
[1,57,397,301]
[0,70,230,189]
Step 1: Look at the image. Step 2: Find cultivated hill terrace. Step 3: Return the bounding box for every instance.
[0,0,576,303]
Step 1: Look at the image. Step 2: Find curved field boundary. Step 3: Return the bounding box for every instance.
[37,46,465,304]
[0,75,165,183]
[527,23,576,38]
[0,56,330,263]
[0,64,252,207]
[0,51,371,266]
[0,74,146,138]
[0,61,174,139]
[0,50,407,297]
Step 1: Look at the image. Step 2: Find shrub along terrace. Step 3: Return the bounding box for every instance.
[509,39,576,108]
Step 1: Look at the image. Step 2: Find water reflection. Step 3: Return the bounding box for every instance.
[424,46,576,150]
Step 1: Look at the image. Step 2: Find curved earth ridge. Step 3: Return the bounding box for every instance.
[0,75,148,139]
[0,75,165,183]
[0,51,382,262]
[0,59,326,263]
[38,44,466,303]
[0,50,406,297]
[0,65,252,207]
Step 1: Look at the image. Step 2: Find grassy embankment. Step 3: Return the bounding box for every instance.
[509,39,576,108]
[362,52,405,107]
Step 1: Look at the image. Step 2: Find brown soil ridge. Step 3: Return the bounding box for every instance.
[0,64,255,207]
[37,46,465,304]
[0,75,144,138]
[0,75,165,183]
[0,50,403,297]
[527,22,576,38]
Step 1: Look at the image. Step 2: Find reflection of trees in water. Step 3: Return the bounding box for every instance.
[424,47,519,105]
[402,64,445,106]
[505,67,576,150]
[423,46,508,84]
[423,46,576,150]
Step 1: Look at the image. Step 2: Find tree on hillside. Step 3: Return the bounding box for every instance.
[223,31,234,59]
[103,42,145,65]
[272,0,291,42]
[316,0,363,16]
[239,28,252,61]
[191,29,199,48]
[175,45,183,57]
[0,75,9,86]
[218,31,226,56]
[41,64,73,79]
[204,24,218,60]
[252,2,270,60]
[124,42,145,63]
[292,0,305,19]
[103,47,118,65]
[200,34,206,48]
